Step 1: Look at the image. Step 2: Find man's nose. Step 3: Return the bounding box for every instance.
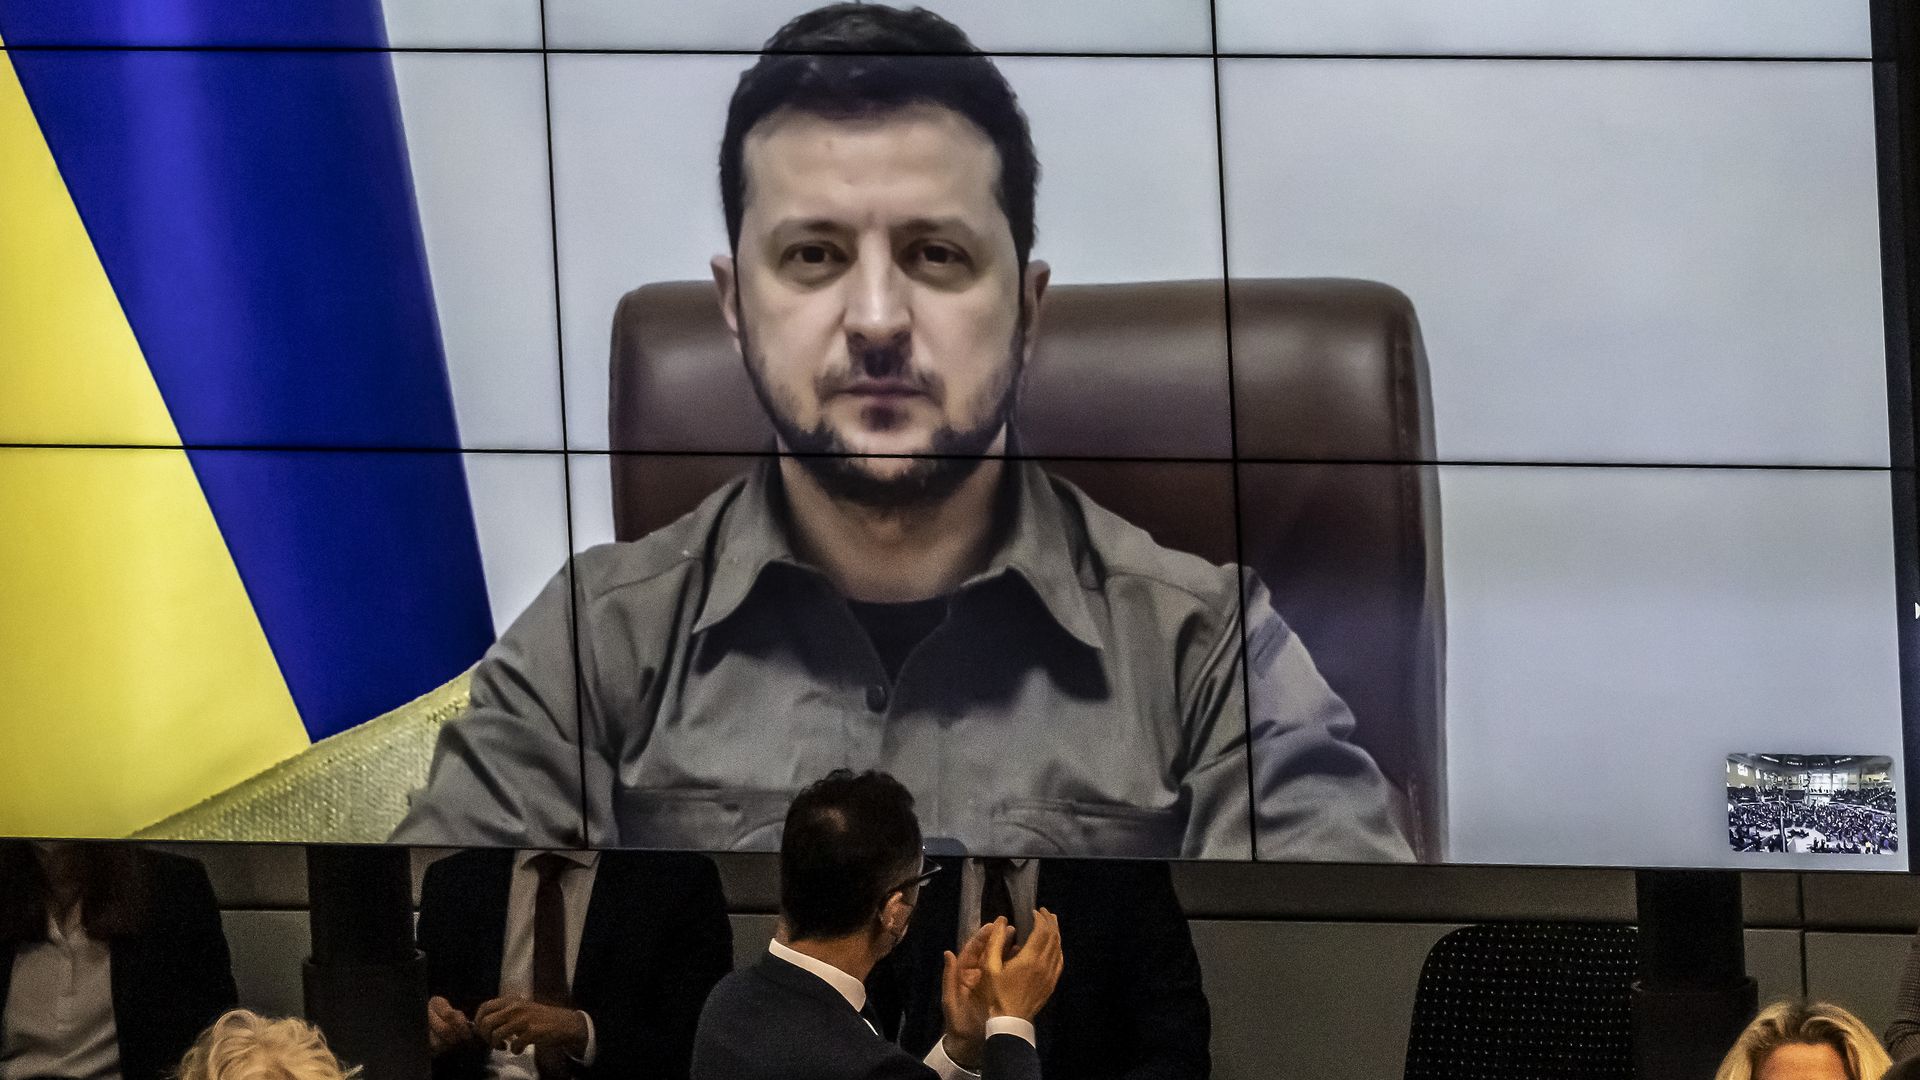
[843,252,910,347]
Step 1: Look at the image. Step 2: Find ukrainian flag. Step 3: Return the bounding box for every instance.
[0,2,494,837]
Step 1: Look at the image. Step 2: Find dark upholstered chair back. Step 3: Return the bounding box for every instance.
[1404,923,1639,1079]
[609,278,1446,859]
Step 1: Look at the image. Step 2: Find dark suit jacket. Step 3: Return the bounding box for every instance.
[0,850,238,1080]
[418,849,734,1080]
[868,860,1210,1080]
[691,953,1039,1080]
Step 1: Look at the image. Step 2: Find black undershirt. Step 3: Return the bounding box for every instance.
[846,596,950,683]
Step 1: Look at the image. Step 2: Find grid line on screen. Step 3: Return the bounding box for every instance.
[1203,0,1263,862]
[0,43,1892,473]
[0,43,1882,63]
[1,443,1910,475]
[536,0,594,852]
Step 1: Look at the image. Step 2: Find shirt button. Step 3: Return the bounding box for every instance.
[865,684,889,712]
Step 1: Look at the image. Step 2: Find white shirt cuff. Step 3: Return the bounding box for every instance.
[924,1036,975,1080]
[986,1016,1037,1047]
[572,1010,597,1066]
[922,1019,1039,1080]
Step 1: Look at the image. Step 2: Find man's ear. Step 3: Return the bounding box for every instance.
[879,891,914,939]
[712,253,742,356]
[1020,259,1051,356]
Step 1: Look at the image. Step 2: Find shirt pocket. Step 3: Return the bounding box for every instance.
[990,798,1183,859]
[615,786,794,850]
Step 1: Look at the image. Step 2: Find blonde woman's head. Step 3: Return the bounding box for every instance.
[176,1010,361,1080]
[1712,1001,1891,1080]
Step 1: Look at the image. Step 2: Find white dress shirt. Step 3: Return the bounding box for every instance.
[488,850,601,1080]
[955,860,1038,951]
[766,940,1035,1080]
[1,906,119,1080]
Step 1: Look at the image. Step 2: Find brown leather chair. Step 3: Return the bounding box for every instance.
[608,279,1447,861]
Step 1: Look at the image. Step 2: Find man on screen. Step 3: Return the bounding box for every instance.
[394,2,1411,862]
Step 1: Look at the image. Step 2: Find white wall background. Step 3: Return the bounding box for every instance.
[1221,58,1888,467]
[390,52,562,453]
[388,52,570,638]
[1438,466,1906,869]
[380,0,541,49]
[377,1,1907,869]
[376,0,1873,57]
[1214,0,1871,58]
[545,0,1213,53]
[462,453,573,640]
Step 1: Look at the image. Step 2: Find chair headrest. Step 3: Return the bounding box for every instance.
[608,278,1446,859]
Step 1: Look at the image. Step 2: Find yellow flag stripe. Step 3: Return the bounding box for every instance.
[0,45,309,837]
[0,51,176,444]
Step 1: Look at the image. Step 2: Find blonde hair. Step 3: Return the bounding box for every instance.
[1712,1000,1891,1080]
[176,1010,362,1080]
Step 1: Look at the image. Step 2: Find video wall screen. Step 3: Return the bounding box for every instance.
[0,0,1907,870]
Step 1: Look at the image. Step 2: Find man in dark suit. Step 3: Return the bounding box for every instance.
[418,848,733,1080]
[869,859,1210,1079]
[692,770,1061,1080]
[0,843,238,1080]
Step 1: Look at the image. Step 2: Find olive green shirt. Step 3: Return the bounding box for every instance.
[393,460,1413,862]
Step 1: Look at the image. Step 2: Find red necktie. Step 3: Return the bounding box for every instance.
[528,853,572,1080]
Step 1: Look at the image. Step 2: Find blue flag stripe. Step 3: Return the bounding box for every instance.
[0,1,392,48]
[191,449,495,742]
[4,48,463,450]
[5,3,496,740]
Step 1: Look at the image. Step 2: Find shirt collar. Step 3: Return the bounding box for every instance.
[767,939,866,1012]
[976,463,1103,651]
[694,458,1104,652]
[44,904,87,945]
[514,849,600,872]
[691,461,805,636]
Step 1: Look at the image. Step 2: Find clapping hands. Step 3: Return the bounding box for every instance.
[938,909,1064,1068]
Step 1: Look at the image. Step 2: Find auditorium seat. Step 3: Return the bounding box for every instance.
[1401,922,1638,1079]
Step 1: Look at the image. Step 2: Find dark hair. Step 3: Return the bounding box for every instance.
[780,769,923,941]
[719,3,1040,268]
[0,841,151,944]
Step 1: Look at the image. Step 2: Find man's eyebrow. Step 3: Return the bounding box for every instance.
[895,216,982,239]
[768,217,852,236]
[769,216,980,235]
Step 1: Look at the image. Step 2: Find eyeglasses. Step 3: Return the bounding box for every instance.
[887,855,943,897]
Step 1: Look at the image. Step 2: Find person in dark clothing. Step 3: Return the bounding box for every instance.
[692,770,1060,1080]
[0,842,237,1080]
[418,848,733,1080]
[391,0,1411,866]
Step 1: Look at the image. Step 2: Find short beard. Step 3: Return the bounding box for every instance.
[739,310,1024,512]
